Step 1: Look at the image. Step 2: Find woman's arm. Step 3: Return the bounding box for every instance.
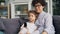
[44,14,55,34]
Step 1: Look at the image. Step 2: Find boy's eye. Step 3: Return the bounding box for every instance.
[32,15,33,17]
[28,15,33,17]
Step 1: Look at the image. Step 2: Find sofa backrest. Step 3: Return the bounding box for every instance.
[0,18,25,34]
[53,16,60,34]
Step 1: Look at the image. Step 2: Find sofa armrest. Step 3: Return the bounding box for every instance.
[0,18,5,31]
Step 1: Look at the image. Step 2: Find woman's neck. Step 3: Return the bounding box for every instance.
[39,11,43,14]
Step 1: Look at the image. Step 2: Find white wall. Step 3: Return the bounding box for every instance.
[8,0,32,3]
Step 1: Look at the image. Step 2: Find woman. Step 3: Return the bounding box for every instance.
[32,0,55,34]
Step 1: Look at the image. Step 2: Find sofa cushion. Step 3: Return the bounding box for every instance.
[2,18,24,34]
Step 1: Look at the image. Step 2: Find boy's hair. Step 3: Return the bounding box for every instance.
[28,10,37,17]
[24,10,38,27]
[32,0,47,6]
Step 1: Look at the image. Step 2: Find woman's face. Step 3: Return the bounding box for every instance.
[28,13,36,22]
[35,3,44,13]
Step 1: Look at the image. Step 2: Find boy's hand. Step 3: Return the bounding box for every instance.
[26,31,30,34]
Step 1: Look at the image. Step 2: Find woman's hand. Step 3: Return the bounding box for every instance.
[42,31,48,34]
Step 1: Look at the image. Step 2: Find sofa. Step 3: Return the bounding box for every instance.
[0,18,27,34]
[0,16,60,34]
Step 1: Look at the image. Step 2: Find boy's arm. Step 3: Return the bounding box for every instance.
[20,24,24,29]
[26,30,30,34]
[34,27,37,31]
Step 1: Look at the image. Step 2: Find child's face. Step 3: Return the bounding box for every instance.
[28,13,36,22]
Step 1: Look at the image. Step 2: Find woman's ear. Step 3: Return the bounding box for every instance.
[42,6,45,9]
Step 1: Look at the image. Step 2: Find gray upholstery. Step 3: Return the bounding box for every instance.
[3,19,20,34]
[53,16,60,34]
[0,18,24,34]
[0,18,5,31]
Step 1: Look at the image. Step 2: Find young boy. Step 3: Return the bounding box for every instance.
[18,10,39,34]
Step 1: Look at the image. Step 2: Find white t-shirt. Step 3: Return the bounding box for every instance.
[20,22,37,33]
[26,22,37,33]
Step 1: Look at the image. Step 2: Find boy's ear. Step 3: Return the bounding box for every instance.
[43,6,45,8]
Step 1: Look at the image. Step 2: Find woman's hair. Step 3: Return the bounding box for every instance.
[28,10,38,19]
[32,0,47,6]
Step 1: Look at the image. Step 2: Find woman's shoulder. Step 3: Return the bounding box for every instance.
[42,11,52,18]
